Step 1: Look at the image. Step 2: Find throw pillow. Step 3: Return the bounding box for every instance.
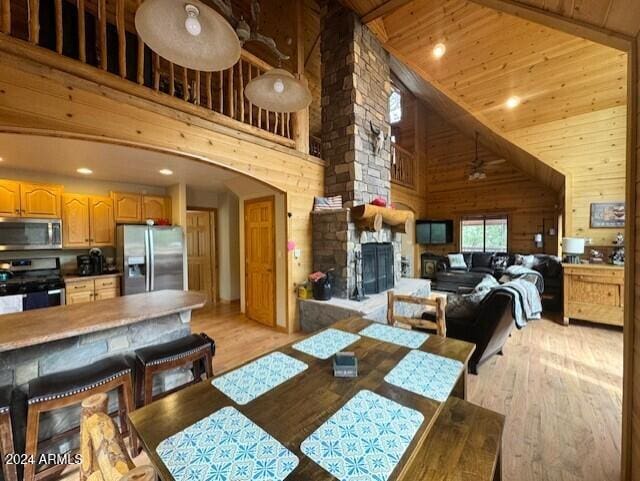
[448,253,467,269]
[445,275,498,320]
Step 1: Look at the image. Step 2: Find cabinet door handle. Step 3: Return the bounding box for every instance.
[85,238,89,242]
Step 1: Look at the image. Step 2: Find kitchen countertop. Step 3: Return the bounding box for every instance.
[63,272,123,281]
[0,290,206,352]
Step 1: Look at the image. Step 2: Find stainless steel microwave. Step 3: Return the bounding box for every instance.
[0,218,62,250]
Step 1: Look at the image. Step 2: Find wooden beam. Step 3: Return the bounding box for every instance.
[361,0,413,24]
[304,32,320,69]
[389,52,565,192]
[469,0,633,52]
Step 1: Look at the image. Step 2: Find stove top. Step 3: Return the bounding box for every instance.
[0,257,64,296]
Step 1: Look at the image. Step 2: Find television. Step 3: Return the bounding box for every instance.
[416,220,453,245]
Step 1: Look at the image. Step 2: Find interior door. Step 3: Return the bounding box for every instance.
[244,196,275,327]
[150,226,184,291]
[186,210,215,303]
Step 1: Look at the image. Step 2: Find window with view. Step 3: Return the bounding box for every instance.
[461,217,508,252]
[389,88,402,124]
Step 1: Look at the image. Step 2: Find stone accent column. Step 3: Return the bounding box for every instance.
[321,2,392,207]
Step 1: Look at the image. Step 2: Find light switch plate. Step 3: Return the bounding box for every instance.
[294,248,301,259]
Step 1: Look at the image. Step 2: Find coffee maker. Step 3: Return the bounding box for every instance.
[77,255,93,276]
[90,248,105,275]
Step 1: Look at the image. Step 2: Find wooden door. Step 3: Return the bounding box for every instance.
[143,196,171,223]
[89,196,115,246]
[244,197,275,327]
[186,210,215,303]
[0,180,21,217]
[20,182,62,218]
[112,192,142,223]
[62,194,90,248]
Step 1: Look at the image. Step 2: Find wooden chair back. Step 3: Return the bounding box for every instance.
[387,290,447,337]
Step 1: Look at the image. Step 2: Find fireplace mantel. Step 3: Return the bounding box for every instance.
[351,204,413,233]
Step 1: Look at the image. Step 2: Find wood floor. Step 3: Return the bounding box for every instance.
[467,315,623,481]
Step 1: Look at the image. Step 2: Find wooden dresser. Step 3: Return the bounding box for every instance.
[563,263,624,327]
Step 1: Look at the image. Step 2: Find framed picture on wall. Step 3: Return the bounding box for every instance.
[421,258,439,280]
[590,202,625,228]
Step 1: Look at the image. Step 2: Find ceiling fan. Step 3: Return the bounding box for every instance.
[468,132,507,180]
[210,0,290,62]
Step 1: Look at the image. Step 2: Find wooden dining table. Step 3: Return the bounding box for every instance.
[128,317,476,481]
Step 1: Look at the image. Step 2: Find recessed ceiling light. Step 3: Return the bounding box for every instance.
[432,43,446,59]
[159,169,174,176]
[77,168,93,175]
[0,157,4,162]
[506,96,521,109]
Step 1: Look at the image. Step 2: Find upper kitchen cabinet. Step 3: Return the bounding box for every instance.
[0,180,21,217]
[62,194,90,248]
[63,194,115,248]
[112,192,142,223]
[20,182,62,218]
[143,195,172,223]
[89,196,115,246]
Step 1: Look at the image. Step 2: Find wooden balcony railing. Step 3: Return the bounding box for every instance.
[0,0,296,145]
[391,143,415,189]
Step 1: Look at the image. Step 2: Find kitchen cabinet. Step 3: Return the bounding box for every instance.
[143,195,172,222]
[112,192,142,223]
[62,195,115,248]
[20,182,62,218]
[65,275,120,305]
[0,180,21,217]
[112,192,172,224]
[0,180,62,218]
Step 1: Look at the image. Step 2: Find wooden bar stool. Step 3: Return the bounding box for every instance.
[134,333,215,408]
[0,386,18,481]
[387,290,447,336]
[23,356,135,481]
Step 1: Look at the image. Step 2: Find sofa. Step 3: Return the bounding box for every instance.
[427,252,563,311]
[423,289,516,374]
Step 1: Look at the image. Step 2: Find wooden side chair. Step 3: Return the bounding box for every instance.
[387,290,447,337]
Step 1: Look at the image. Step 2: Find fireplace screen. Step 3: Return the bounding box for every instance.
[361,243,394,294]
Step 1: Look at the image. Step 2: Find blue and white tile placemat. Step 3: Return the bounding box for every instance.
[156,406,299,481]
[212,352,308,405]
[384,350,463,402]
[292,328,361,359]
[301,390,424,481]
[359,323,429,349]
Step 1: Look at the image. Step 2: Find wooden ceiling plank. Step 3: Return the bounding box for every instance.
[361,0,415,23]
[467,0,633,51]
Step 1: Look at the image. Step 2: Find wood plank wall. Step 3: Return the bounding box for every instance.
[0,50,324,332]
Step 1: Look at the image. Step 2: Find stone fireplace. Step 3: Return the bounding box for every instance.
[311,3,402,299]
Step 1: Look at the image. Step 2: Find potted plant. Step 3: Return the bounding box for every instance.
[309,269,333,301]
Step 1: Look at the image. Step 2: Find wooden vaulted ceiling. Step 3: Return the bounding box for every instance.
[342,0,629,240]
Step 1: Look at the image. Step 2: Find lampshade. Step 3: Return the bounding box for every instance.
[534,233,543,243]
[245,69,312,113]
[135,0,241,72]
[563,237,585,255]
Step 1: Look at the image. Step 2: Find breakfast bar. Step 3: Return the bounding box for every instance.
[0,290,206,388]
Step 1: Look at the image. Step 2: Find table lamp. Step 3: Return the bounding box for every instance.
[563,237,585,264]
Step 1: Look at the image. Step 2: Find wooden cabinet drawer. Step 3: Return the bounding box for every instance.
[95,288,119,301]
[95,276,120,290]
[66,280,95,292]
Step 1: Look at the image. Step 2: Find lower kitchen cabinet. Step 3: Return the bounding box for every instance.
[65,275,121,305]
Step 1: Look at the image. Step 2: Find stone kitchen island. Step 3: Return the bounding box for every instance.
[0,290,206,453]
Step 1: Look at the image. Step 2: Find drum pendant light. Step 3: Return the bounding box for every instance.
[245,68,312,112]
[135,0,241,72]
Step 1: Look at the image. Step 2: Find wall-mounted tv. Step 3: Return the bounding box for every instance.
[416,220,453,245]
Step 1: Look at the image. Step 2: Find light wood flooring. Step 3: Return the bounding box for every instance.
[61,303,623,481]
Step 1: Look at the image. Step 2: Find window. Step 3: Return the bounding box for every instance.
[389,88,402,124]
[461,217,508,252]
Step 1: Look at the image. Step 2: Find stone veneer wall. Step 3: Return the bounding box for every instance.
[313,209,402,298]
[321,3,392,207]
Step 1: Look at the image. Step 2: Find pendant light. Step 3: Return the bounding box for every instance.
[245,68,312,113]
[135,0,241,72]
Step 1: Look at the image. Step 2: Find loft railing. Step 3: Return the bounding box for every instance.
[0,0,295,144]
[391,143,415,189]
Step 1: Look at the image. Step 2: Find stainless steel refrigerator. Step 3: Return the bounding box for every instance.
[116,225,185,295]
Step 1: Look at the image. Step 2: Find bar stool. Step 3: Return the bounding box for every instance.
[134,333,215,408]
[23,356,135,481]
[0,386,18,481]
